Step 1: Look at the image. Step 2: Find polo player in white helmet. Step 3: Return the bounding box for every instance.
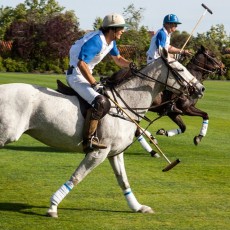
[66,13,131,153]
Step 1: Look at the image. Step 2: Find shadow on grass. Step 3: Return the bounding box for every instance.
[0,202,130,217]
[0,202,46,217]
[4,145,74,154]
[4,145,150,157]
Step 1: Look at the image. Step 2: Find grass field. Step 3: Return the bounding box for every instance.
[0,73,229,230]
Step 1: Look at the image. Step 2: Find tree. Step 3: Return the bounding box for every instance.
[171,30,191,50]
[189,24,230,58]
[43,11,81,59]
[0,4,27,40]
[24,0,64,22]
[93,17,102,30]
[206,24,230,48]
[118,26,150,64]
[4,0,82,72]
[123,4,145,31]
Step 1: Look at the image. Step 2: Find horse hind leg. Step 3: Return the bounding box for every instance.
[47,149,109,218]
[156,114,186,137]
[108,153,154,214]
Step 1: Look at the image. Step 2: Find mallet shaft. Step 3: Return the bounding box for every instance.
[107,95,172,164]
[180,3,213,53]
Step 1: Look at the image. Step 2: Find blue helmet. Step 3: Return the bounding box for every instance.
[163,14,181,24]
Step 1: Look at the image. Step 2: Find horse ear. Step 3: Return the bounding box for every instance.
[159,47,168,59]
[200,45,206,51]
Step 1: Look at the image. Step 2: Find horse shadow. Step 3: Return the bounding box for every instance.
[0,202,130,217]
[0,202,46,217]
[4,145,69,154]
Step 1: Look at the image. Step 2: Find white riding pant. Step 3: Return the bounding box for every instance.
[66,68,99,105]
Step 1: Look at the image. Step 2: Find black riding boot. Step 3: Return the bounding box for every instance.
[82,108,107,154]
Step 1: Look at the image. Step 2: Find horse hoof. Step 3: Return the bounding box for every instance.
[138,205,155,214]
[150,150,160,158]
[194,136,201,145]
[47,211,58,218]
[156,129,166,136]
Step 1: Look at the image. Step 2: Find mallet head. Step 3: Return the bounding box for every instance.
[162,159,181,172]
[201,3,213,14]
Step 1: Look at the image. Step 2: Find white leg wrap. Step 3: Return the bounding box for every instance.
[142,129,151,137]
[199,119,209,136]
[167,128,182,137]
[50,181,74,206]
[123,188,142,211]
[138,135,153,153]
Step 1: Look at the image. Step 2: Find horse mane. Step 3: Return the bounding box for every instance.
[100,68,134,87]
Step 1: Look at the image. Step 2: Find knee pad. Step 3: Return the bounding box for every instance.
[91,95,111,120]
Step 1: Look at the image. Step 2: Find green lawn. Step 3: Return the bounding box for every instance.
[0,73,229,230]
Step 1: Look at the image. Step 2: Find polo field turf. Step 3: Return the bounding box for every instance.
[0,73,229,230]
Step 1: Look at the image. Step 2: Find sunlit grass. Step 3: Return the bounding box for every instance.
[0,73,229,230]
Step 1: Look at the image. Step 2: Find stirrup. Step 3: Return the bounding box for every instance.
[89,136,99,148]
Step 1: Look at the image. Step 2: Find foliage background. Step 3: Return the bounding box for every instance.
[0,1,230,79]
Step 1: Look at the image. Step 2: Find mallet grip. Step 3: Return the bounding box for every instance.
[201,3,213,14]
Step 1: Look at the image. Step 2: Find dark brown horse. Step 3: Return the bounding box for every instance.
[149,45,226,145]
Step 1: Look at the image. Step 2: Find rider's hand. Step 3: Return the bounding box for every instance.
[91,82,105,94]
[129,62,136,69]
[181,49,192,56]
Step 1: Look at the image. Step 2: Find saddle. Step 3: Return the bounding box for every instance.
[56,79,90,117]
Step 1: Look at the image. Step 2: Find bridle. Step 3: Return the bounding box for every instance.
[107,57,200,121]
[130,58,199,98]
[188,49,225,78]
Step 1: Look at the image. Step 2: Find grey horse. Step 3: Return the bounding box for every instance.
[0,50,204,217]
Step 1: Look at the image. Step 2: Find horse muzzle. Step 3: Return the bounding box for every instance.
[198,85,205,98]
[189,83,205,99]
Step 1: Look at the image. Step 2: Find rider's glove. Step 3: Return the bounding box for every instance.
[91,82,105,94]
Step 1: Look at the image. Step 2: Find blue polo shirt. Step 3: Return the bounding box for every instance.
[69,30,120,72]
[146,27,171,63]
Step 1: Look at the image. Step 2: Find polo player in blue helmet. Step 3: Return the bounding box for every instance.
[147,14,190,64]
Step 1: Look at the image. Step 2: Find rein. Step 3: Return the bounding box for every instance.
[106,57,194,122]
[129,59,188,96]
[108,86,152,122]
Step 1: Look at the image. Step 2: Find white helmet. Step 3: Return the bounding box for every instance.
[102,13,129,28]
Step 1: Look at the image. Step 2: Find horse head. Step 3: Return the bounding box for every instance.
[187,45,226,82]
[158,48,205,99]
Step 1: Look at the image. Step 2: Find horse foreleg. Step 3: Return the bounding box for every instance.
[183,106,209,145]
[156,114,185,137]
[135,128,160,158]
[108,153,154,213]
[47,150,108,218]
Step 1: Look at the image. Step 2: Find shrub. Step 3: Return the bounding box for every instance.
[3,58,28,72]
[225,69,230,80]
[47,63,63,74]
[0,56,6,71]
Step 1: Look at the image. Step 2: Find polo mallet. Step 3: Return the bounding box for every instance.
[180,3,213,53]
[107,95,180,172]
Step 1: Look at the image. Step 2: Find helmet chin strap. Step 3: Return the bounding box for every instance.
[113,28,117,40]
[113,27,117,40]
